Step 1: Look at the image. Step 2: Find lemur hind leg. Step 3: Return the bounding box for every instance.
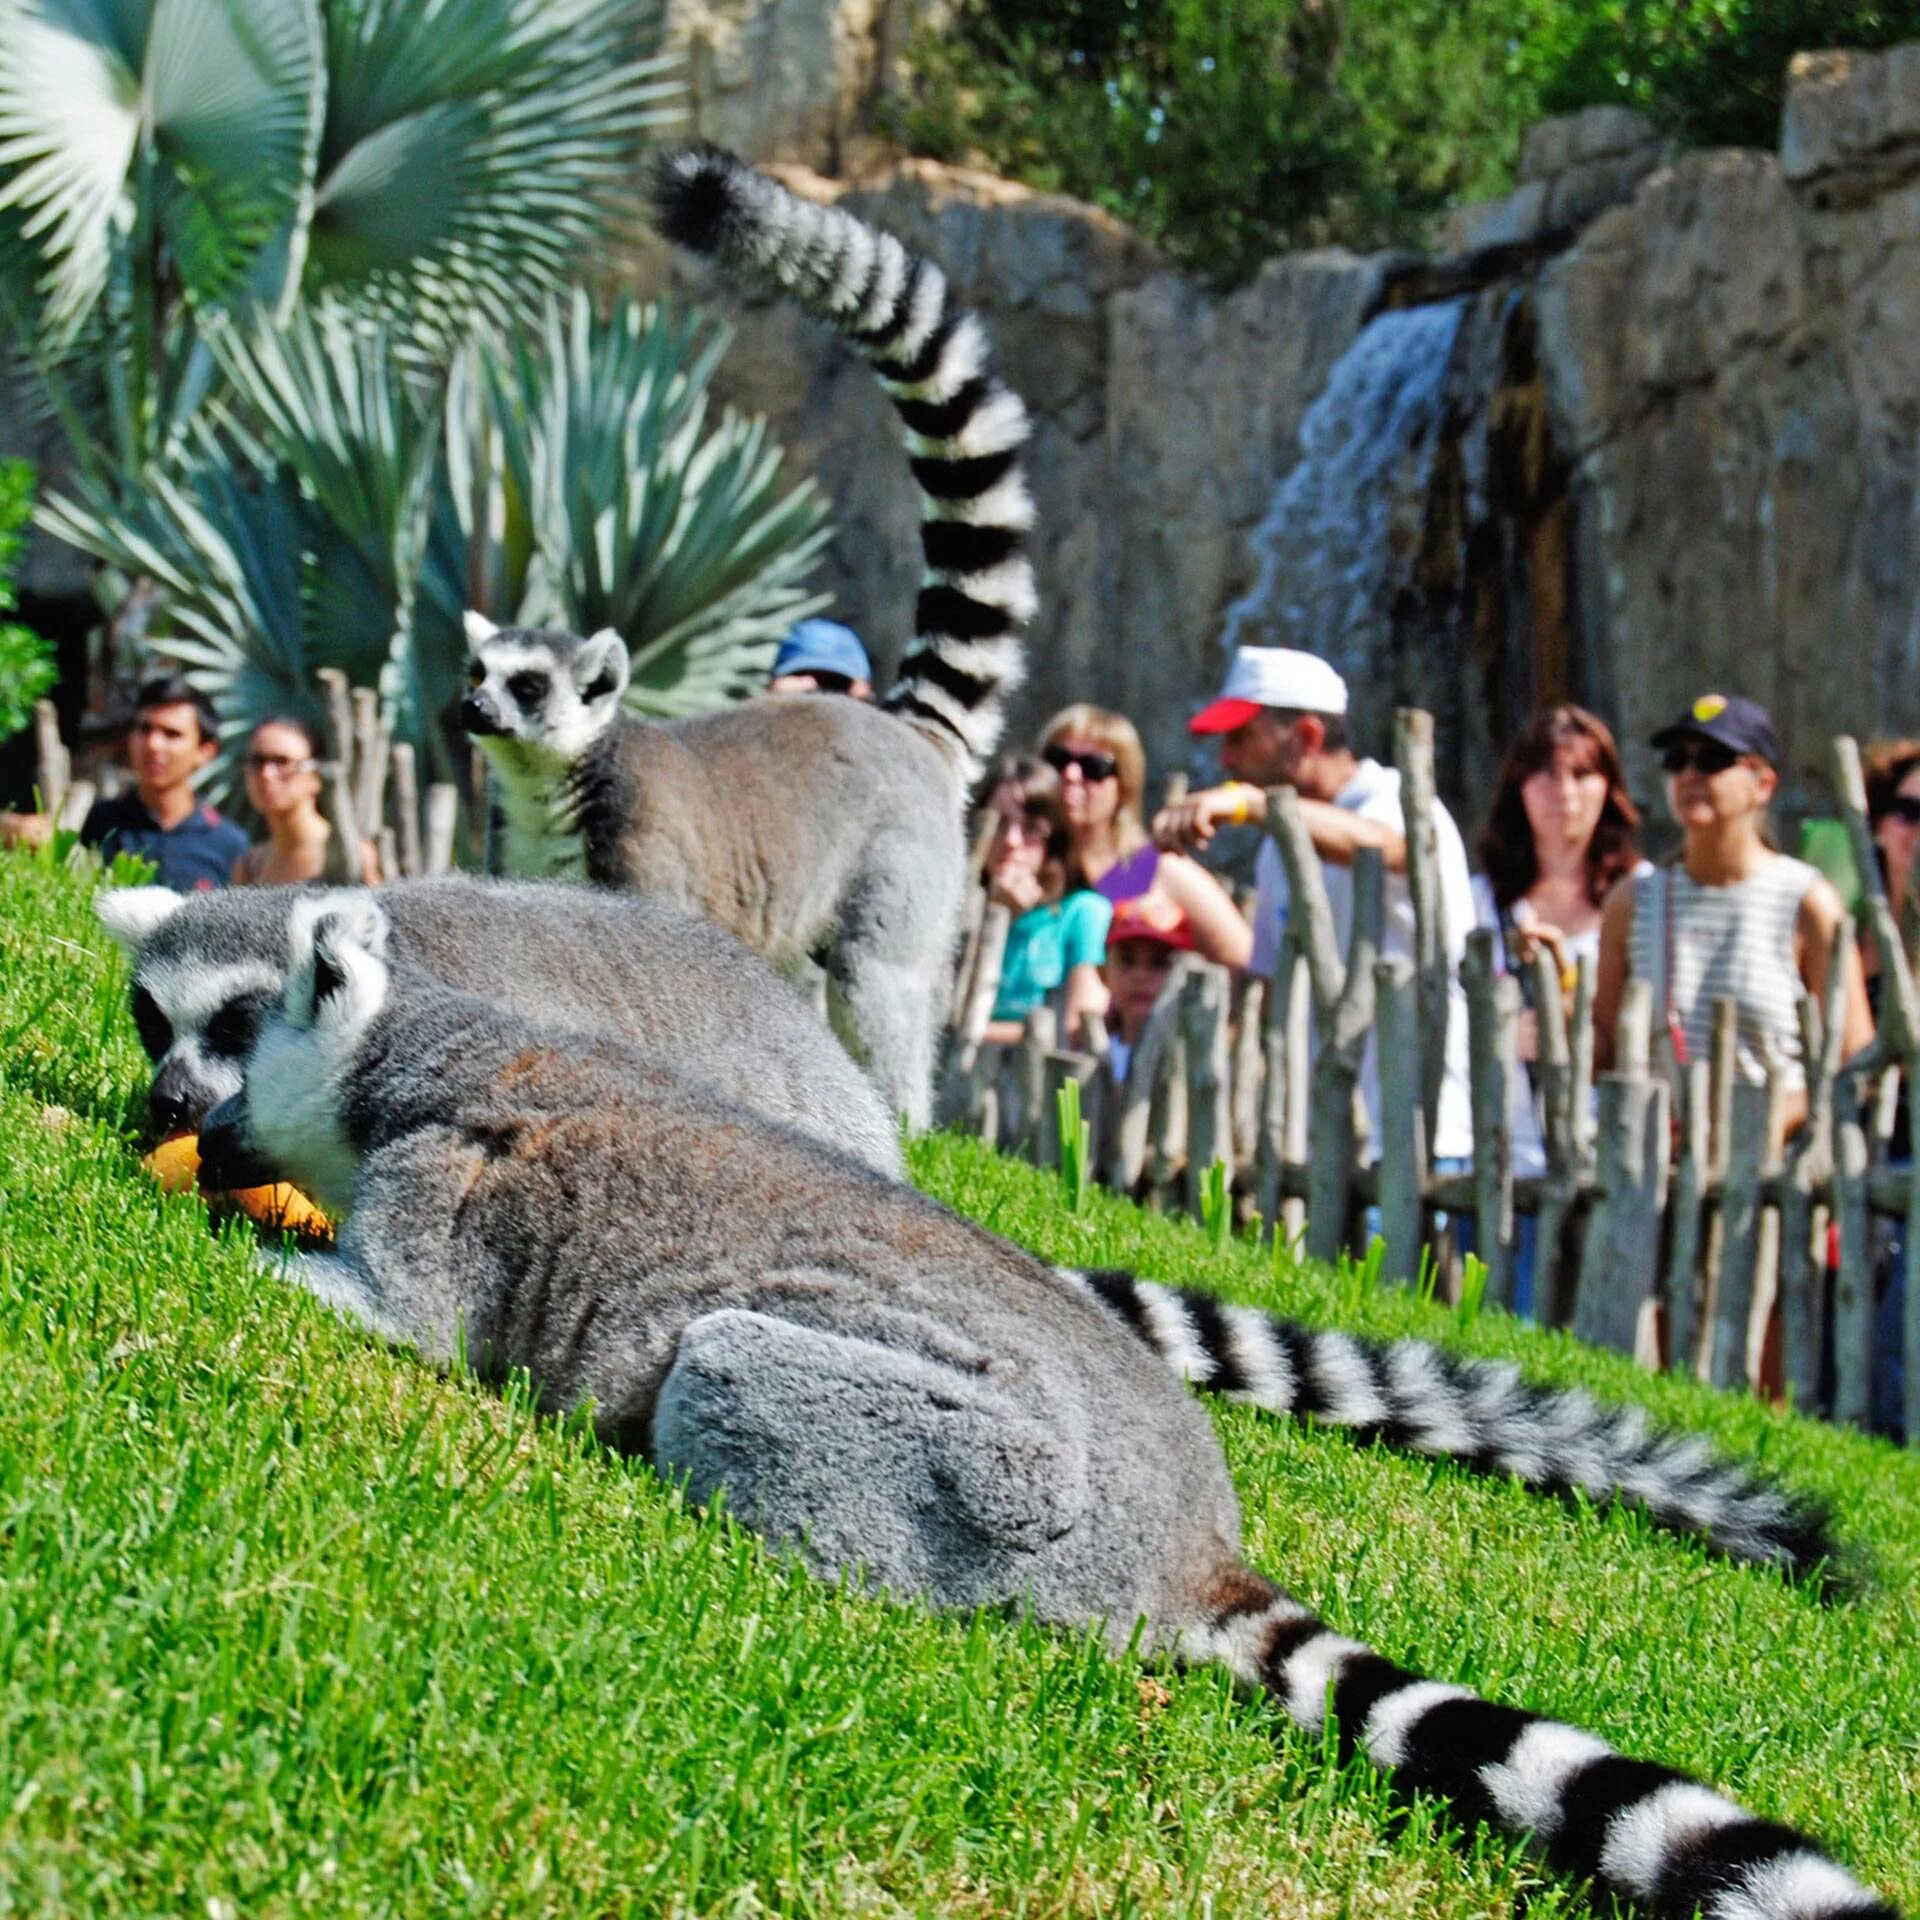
[652,1307,1097,1618]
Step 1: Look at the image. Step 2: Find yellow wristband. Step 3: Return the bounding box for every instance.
[1228,783,1261,826]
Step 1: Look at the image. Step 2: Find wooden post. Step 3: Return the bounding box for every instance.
[1394,708,1448,1152]
[390,741,423,880]
[1147,1016,1189,1212]
[1373,956,1425,1282]
[32,698,67,815]
[1573,982,1668,1353]
[1108,959,1189,1195]
[1665,1060,1712,1373]
[53,778,94,833]
[1779,931,1849,1409]
[1180,963,1232,1221]
[1307,848,1383,1262]
[315,668,361,886]
[1256,945,1311,1247]
[374,827,397,887]
[951,904,1011,1079]
[1464,930,1516,1311]
[1528,943,1575,1326]
[350,687,384,843]
[949,817,999,1027]
[423,782,460,877]
[1230,973,1266,1178]
[1568,951,1596,1167]
[1905,1138,1920,1447]
[1017,1005,1057,1160]
[1710,1076,1784,1391]
[1830,1103,1875,1427]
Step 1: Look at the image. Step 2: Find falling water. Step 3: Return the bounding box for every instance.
[1219,300,1468,718]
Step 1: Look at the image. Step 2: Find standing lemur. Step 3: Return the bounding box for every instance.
[100,880,1831,1580]
[196,893,1898,1920]
[462,148,1039,1130]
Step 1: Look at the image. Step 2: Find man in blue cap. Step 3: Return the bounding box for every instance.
[767,618,874,700]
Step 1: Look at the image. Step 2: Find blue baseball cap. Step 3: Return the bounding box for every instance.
[771,618,872,684]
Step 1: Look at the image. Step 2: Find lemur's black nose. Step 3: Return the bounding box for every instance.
[148,1061,206,1137]
[460,692,504,737]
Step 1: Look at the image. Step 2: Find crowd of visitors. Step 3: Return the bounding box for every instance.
[5,619,1912,1422]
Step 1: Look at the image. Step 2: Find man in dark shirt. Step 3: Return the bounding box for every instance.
[78,674,247,891]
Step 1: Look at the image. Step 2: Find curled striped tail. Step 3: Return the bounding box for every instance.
[651,146,1033,779]
[1059,1267,1836,1579]
[1180,1566,1897,1920]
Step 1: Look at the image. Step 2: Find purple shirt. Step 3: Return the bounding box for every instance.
[1094,842,1160,904]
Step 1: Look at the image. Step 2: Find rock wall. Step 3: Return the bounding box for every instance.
[1536,43,1920,815]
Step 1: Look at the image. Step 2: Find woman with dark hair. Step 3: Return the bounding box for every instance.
[1474,706,1644,1310]
[232,714,379,887]
[978,752,1112,1047]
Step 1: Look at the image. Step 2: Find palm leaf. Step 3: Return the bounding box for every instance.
[0,0,322,343]
[308,0,682,344]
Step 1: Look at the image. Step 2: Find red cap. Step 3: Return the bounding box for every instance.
[1107,895,1196,952]
[1188,697,1263,736]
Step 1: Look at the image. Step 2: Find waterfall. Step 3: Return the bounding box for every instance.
[1220,300,1467,714]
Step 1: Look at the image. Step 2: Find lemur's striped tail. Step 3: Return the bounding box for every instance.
[1180,1566,1897,1920]
[1060,1268,1836,1579]
[651,147,1032,779]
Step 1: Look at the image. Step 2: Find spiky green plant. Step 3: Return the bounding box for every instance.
[40,298,832,797]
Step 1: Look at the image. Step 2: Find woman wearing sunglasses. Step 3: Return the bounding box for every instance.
[1038,704,1252,970]
[1594,694,1870,1138]
[232,715,380,887]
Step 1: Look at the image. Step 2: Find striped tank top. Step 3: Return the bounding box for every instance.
[1629,855,1816,1090]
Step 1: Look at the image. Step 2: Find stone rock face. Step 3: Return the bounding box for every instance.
[663,0,944,171]
[1442,108,1670,256]
[1535,51,1920,814]
[628,161,1382,786]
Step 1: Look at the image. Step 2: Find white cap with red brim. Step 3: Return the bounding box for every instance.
[1189,647,1350,735]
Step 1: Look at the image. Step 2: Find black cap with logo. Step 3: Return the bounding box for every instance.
[1649,693,1782,770]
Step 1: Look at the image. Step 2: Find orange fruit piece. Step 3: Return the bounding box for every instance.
[141,1133,334,1242]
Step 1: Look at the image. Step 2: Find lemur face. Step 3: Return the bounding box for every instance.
[198,894,392,1213]
[96,886,284,1136]
[459,612,630,766]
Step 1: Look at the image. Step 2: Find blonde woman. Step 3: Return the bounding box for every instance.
[1039,703,1251,970]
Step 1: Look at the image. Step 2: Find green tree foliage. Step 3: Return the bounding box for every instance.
[892,0,1920,285]
[0,459,53,741]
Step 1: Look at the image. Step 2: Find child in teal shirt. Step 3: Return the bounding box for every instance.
[979,752,1112,1045]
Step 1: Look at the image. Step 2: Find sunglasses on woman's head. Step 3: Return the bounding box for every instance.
[1043,743,1119,783]
[1660,741,1740,776]
[1884,795,1920,827]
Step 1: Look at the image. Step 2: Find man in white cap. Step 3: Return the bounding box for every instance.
[1154,646,1477,1171]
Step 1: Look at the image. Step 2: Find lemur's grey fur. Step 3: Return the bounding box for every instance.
[94,879,902,1179]
[462,149,1039,1130]
[195,894,1897,1920]
[95,883,1835,1578]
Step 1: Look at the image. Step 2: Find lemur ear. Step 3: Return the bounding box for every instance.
[463,609,500,653]
[289,892,392,1019]
[94,886,183,952]
[573,627,630,702]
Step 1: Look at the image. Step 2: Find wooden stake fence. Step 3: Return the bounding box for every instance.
[952,712,1920,1440]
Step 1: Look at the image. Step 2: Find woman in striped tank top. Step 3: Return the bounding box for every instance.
[1593,694,1871,1139]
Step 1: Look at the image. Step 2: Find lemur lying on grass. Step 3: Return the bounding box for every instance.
[102,878,1833,1580]
[193,890,1897,1920]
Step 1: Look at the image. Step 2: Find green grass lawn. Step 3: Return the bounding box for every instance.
[1,847,1915,1917]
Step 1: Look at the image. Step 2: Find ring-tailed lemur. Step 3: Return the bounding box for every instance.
[195,894,1897,1920]
[463,147,1038,1130]
[94,879,903,1179]
[96,885,1834,1577]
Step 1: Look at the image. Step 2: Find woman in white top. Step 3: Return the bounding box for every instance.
[1594,694,1871,1139]
[1473,706,1645,1311]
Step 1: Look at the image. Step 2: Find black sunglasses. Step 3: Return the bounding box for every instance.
[1043,743,1119,783]
[1660,740,1740,776]
[1883,795,1920,828]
